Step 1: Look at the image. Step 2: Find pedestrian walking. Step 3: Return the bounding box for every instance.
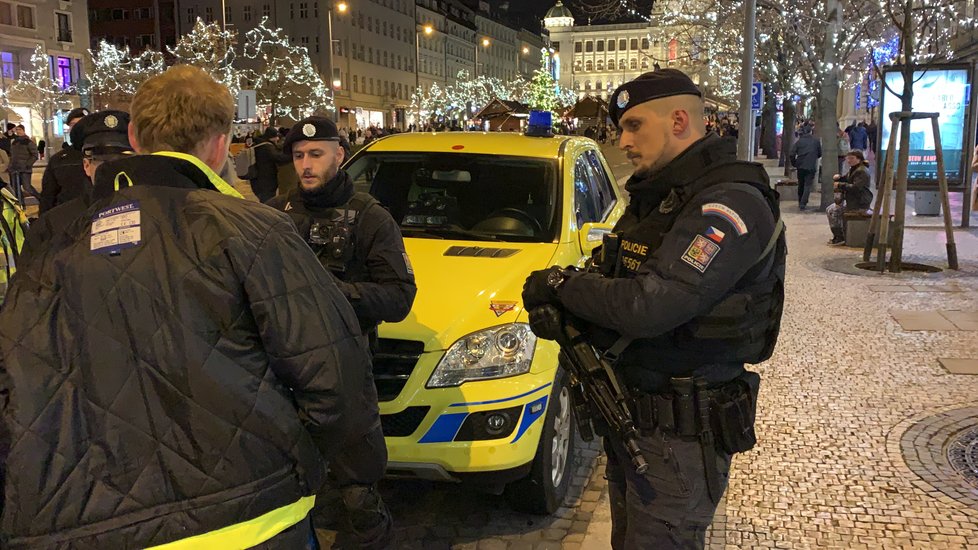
[7,125,39,205]
[0,65,370,549]
[523,69,785,549]
[270,116,417,549]
[789,125,822,210]
[38,107,90,215]
[248,126,291,202]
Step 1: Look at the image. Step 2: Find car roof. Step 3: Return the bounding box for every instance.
[360,132,589,159]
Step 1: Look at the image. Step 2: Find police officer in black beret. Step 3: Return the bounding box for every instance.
[39,107,90,215]
[21,111,132,265]
[268,115,416,549]
[522,69,786,549]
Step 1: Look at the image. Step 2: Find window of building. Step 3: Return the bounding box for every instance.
[629,58,637,69]
[299,3,307,18]
[596,40,604,52]
[1,51,17,79]
[574,41,582,53]
[383,51,388,66]
[56,56,73,89]
[263,4,271,18]
[204,7,213,22]
[314,3,318,18]
[56,12,72,42]
[368,47,373,64]
[369,78,374,95]
[358,13,363,28]
[139,34,154,47]
[384,81,389,96]
[367,16,372,32]
[618,59,625,70]
[641,58,649,68]
[641,38,649,50]
[629,38,638,50]
[0,2,11,26]
[585,40,593,53]
[596,60,603,71]
[382,21,387,36]
[353,75,358,93]
[585,60,592,71]
[244,5,252,20]
[14,4,32,28]
[574,60,581,71]
[133,7,152,19]
[619,38,626,50]
[607,39,615,52]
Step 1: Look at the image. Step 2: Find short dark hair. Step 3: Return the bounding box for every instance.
[15,124,25,130]
[846,150,865,162]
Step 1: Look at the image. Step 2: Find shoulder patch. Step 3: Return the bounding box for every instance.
[681,234,721,273]
[701,203,748,235]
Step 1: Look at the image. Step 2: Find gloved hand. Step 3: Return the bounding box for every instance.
[527,305,566,342]
[522,266,565,310]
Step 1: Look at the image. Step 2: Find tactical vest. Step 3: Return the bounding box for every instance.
[305,191,377,281]
[614,160,786,368]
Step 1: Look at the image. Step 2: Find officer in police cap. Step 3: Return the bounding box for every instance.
[20,111,133,265]
[522,69,786,549]
[39,107,90,215]
[269,115,416,549]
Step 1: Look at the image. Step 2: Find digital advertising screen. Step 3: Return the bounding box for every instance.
[878,65,972,190]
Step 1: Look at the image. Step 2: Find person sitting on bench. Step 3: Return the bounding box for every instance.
[826,149,873,245]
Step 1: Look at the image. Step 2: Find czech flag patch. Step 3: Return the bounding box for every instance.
[704,226,726,243]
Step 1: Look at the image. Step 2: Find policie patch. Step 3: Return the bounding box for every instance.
[681,234,721,273]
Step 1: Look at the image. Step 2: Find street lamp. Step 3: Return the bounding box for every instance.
[416,24,434,89]
[475,37,490,78]
[327,2,348,121]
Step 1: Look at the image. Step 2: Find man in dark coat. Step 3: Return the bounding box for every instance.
[0,65,368,549]
[249,127,291,202]
[789,125,822,210]
[269,116,417,549]
[7,125,38,205]
[38,107,89,215]
[523,69,785,549]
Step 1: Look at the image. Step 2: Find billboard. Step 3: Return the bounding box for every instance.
[878,64,972,190]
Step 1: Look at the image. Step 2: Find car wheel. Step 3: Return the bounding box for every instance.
[504,366,575,514]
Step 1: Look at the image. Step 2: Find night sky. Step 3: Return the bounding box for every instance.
[494,0,657,29]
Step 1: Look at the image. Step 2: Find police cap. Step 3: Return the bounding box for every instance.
[69,110,133,154]
[282,116,340,154]
[609,69,703,127]
[66,107,90,124]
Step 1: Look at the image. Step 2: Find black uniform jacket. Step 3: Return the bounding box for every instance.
[557,136,779,382]
[267,172,416,331]
[39,144,88,215]
[0,153,368,549]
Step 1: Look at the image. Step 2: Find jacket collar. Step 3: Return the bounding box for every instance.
[93,152,244,201]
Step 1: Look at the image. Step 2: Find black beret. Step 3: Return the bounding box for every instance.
[609,69,703,126]
[66,107,90,124]
[282,116,340,154]
[70,110,132,153]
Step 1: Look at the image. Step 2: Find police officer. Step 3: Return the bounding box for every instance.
[522,69,786,549]
[269,115,416,549]
[39,106,90,215]
[19,111,133,267]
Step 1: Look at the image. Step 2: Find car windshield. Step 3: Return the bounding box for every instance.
[346,152,561,243]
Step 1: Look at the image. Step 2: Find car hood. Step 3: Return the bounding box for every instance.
[379,238,560,351]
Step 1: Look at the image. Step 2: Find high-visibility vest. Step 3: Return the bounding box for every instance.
[0,187,28,301]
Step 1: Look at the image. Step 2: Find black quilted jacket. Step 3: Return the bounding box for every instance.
[0,154,369,549]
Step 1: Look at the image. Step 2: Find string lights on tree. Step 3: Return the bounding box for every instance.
[87,41,165,108]
[10,45,73,145]
[168,18,242,97]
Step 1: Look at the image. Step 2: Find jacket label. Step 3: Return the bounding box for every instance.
[91,201,141,254]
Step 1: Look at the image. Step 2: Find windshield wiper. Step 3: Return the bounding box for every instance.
[402,227,498,241]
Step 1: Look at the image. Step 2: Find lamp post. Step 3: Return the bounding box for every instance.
[415,24,434,90]
[327,2,348,122]
[475,37,489,78]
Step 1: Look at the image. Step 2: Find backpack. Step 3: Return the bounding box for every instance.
[0,187,29,301]
[234,145,260,180]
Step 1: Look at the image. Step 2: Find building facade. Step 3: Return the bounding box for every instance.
[88,0,179,54]
[1,0,90,149]
[543,0,707,102]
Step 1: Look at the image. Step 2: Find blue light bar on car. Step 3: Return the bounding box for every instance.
[525,110,554,137]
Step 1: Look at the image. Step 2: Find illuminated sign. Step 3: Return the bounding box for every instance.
[879,65,972,190]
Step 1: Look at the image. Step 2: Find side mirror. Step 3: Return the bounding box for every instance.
[579,222,613,256]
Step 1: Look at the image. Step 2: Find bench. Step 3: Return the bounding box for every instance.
[843,211,892,248]
[775,179,798,202]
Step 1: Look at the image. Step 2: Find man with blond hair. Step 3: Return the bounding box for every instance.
[0,64,368,548]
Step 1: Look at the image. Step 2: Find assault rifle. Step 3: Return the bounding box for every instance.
[532,304,648,474]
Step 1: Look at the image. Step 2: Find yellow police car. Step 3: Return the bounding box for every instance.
[345,122,624,513]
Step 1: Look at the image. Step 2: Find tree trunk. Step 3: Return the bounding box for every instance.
[816,76,840,210]
[760,89,777,158]
[781,96,795,174]
[890,1,916,272]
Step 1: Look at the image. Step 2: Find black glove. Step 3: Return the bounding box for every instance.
[522,266,565,311]
[528,305,566,342]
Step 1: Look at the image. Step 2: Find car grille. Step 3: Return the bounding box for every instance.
[373,338,425,402]
[380,406,431,437]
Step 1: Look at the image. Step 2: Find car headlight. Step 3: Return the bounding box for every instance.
[427,324,537,388]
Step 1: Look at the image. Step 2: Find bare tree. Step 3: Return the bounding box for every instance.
[567,0,655,22]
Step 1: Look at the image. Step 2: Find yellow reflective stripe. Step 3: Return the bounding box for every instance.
[151,151,244,199]
[144,495,315,550]
[113,171,133,192]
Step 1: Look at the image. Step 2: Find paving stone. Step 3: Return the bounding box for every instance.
[889,309,960,330]
[938,358,978,375]
[939,310,978,330]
